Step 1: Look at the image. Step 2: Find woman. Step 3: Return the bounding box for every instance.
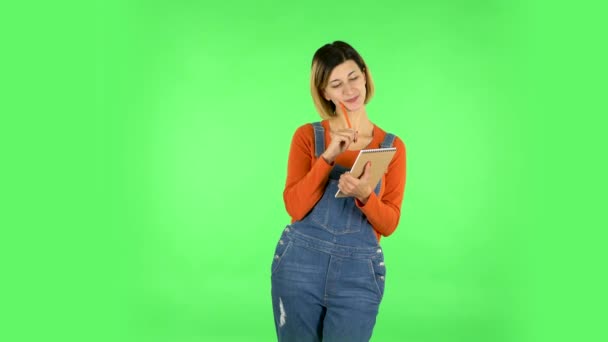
[271,41,406,341]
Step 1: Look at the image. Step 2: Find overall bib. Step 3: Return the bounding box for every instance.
[271,122,396,342]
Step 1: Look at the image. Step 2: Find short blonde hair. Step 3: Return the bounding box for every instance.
[310,41,375,119]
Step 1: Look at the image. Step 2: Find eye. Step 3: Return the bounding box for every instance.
[330,83,342,89]
[349,76,359,81]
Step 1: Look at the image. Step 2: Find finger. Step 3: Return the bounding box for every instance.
[341,175,357,189]
[360,161,372,180]
[341,172,354,181]
[339,181,352,194]
[330,134,348,149]
[359,161,372,182]
[339,185,351,195]
[334,129,356,141]
[333,132,355,144]
[340,177,353,191]
[338,180,346,192]
[339,174,353,185]
[337,136,354,151]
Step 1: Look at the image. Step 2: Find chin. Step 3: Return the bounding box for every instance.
[345,102,363,111]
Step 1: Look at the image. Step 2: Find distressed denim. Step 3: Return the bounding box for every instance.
[270,122,395,341]
[271,226,386,342]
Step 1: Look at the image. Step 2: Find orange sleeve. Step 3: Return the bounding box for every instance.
[356,136,406,237]
[283,124,333,221]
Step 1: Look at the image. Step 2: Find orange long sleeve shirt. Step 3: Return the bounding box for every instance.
[283,120,406,241]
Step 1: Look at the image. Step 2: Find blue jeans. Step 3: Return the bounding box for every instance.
[272,121,394,341]
[271,227,386,342]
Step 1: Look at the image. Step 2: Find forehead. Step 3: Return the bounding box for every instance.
[328,60,361,80]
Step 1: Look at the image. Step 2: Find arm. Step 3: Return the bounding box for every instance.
[283,124,334,221]
[356,137,406,237]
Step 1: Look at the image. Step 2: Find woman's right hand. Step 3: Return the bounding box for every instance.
[321,128,357,164]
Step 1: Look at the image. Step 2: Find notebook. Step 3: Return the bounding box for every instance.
[335,147,397,198]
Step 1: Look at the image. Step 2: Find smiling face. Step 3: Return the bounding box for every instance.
[310,41,375,119]
[323,60,367,112]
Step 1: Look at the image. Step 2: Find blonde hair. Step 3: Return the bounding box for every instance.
[310,41,375,119]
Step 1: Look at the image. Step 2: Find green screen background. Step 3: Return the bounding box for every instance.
[2,0,606,341]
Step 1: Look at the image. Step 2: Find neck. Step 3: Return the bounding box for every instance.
[335,105,369,131]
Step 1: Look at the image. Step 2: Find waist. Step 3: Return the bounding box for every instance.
[285,226,382,259]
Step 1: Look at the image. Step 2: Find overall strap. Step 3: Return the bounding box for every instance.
[380,132,396,148]
[311,122,325,158]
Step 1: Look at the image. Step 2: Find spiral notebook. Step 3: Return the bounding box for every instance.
[335,147,397,198]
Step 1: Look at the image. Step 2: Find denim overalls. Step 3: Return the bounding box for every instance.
[271,122,396,342]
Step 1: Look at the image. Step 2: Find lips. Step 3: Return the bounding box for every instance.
[345,96,359,103]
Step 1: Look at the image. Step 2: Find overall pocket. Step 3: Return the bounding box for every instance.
[271,228,293,274]
[309,179,366,235]
[369,250,386,301]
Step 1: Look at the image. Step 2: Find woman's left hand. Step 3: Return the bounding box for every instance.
[338,161,373,204]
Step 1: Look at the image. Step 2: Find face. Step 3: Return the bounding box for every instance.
[323,59,367,112]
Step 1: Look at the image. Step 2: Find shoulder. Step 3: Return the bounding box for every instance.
[290,121,323,149]
[293,122,314,139]
[374,124,406,150]
[293,120,328,138]
[393,135,406,151]
[390,136,406,162]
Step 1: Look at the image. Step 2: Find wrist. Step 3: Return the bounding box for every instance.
[356,187,372,204]
[356,196,369,206]
[321,152,335,164]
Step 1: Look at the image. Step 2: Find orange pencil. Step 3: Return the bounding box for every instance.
[339,102,352,128]
[340,102,357,143]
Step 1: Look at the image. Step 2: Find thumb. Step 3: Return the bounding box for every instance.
[360,161,372,180]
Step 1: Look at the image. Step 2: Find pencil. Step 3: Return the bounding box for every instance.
[339,102,352,128]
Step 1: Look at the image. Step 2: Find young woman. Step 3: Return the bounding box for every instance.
[271,41,406,342]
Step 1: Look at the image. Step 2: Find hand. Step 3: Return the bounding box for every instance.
[338,161,373,203]
[321,128,358,163]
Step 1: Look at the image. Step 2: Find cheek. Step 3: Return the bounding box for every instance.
[325,89,338,99]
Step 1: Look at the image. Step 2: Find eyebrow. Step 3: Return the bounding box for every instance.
[329,70,357,83]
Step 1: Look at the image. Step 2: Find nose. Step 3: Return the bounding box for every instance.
[343,82,355,95]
